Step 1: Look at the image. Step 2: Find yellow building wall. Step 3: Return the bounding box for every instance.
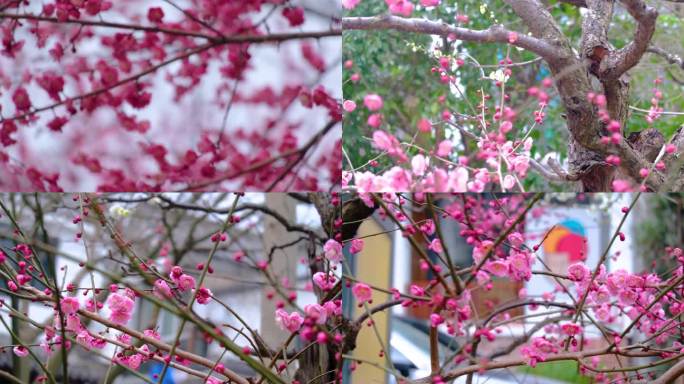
[352,219,391,384]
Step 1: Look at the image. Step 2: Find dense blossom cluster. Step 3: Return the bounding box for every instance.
[344,193,684,383]
[0,1,341,191]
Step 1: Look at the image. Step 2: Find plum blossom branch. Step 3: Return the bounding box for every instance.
[19,286,249,384]
[156,195,241,383]
[184,120,340,191]
[342,14,560,63]
[0,13,341,43]
[0,12,219,40]
[85,197,288,384]
[343,192,684,384]
[343,0,684,191]
[0,194,336,383]
[0,315,56,384]
[2,31,339,125]
[463,193,542,286]
[1,42,214,123]
[566,193,641,347]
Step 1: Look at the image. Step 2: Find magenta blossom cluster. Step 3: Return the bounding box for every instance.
[345,193,684,383]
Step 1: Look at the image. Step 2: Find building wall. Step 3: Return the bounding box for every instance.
[351,219,392,384]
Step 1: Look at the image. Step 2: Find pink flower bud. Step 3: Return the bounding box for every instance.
[363,94,383,111]
[430,313,444,327]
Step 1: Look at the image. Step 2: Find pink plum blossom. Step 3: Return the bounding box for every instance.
[367,113,383,128]
[195,287,212,304]
[568,262,590,281]
[275,309,304,333]
[350,238,365,254]
[508,31,518,43]
[436,140,452,157]
[502,175,516,190]
[313,272,337,290]
[428,238,443,253]
[61,297,80,314]
[560,322,582,336]
[343,100,357,112]
[153,279,173,298]
[485,260,509,277]
[363,94,384,111]
[386,0,414,16]
[411,155,428,176]
[304,304,328,324]
[107,293,134,325]
[13,346,29,357]
[176,274,196,292]
[324,239,343,263]
[352,283,373,304]
[417,118,432,132]
[430,313,444,327]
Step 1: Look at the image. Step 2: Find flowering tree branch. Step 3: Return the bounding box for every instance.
[0,193,341,383]
[0,1,342,191]
[343,193,684,383]
[342,14,559,62]
[184,120,341,191]
[0,12,341,43]
[342,0,681,192]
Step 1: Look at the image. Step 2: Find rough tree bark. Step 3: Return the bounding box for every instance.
[343,0,683,191]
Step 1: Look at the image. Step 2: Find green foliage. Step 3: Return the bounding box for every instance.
[519,360,593,384]
[343,28,443,170]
